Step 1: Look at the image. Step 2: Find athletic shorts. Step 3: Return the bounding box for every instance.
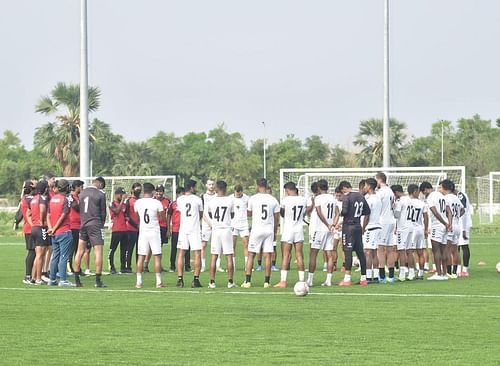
[31,226,49,247]
[201,225,212,242]
[248,229,274,253]
[178,231,202,251]
[24,233,35,250]
[458,230,470,246]
[413,228,425,250]
[160,227,168,244]
[363,228,380,250]
[378,223,395,246]
[211,228,234,255]
[310,231,333,251]
[396,229,413,250]
[79,225,105,246]
[232,226,249,238]
[342,226,363,252]
[281,229,304,244]
[137,230,162,256]
[447,227,460,245]
[430,226,447,245]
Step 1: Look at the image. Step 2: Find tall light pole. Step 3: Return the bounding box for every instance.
[80,0,90,179]
[383,0,390,169]
[441,120,445,167]
[262,121,267,179]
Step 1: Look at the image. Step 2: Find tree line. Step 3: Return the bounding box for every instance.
[1,83,499,203]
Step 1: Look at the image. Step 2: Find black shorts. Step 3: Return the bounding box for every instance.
[342,225,363,251]
[25,233,35,250]
[32,226,50,247]
[160,227,168,244]
[80,225,105,246]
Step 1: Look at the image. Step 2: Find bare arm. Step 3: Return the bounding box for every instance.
[429,206,447,227]
[423,212,429,239]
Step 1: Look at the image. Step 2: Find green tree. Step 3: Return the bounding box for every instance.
[112,142,157,176]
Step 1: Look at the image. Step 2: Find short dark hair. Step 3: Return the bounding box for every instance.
[36,180,48,194]
[284,181,297,191]
[23,180,34,195]
[440,179,454,192]
[256,178,268,188]
[131,182,142,191]
[310,182,319,194]
[143,182,155,194]
[44,171,55,179]
[334,186,342,194]
[358,179,366,190]
[216,180,227,192]
[176,186,185,195]
[71,180,84,190]
[391,184,403,193]
[419,181,433,192]
[338,181,352,190]
[185,179,197,190]
[375,172,387,183]
[365,178,377,191]
[318,179,328,191]
[234,184,243,193]
[408,184,419,195]
[57,179,70,192]
[94,176,106,189]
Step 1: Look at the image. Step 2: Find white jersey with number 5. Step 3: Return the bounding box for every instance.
[427,191,448,228]
[134,198,163,232]
[248,193,280,231]
[208,196,234,230]
[281,195,307,234]
[177,194,203,234]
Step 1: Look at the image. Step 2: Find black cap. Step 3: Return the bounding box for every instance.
[155,184,165,192]
[36,180,48,194]
[115,187,126,195]
[57,179,70,191]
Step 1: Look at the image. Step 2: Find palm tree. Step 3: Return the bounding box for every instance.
[112,142,157,176]
[354,118,407,167]
[34,82,101,176]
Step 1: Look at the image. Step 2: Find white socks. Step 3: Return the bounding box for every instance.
[156,272,162,285]
[343,274,352,282]
[298,271,305,282]
[307,272,314,285]
[373,268,379,279]
[325,273,332,284]
[280,270,288,281]
[216,257,221,269]
[136,272,143,285]
[367,269,373,279]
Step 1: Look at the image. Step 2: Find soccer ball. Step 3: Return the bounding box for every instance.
[496,262,500,273]
[293,281,309,297]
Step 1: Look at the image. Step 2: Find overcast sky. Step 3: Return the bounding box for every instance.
[1,0,499,149]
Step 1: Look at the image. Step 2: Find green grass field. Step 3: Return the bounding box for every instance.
[1,229,500,365]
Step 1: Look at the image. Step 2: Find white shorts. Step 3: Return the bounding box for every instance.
[281,230,304,244]
[248,230,274,253]
[211,228,234,255]
[232,226,249,238]
[201,224,212,242]
[137,230,162,256]
[447,227,460,245]
[396,229,413,250]
[178,231,202,251]
[458,230,470,246]
[413,228,425,250]
[378,223,395,246]
[430,226,447,245]
[363,228,380,250]
[310,231,333,251]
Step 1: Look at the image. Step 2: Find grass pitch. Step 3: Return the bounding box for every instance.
[1,232,499,365]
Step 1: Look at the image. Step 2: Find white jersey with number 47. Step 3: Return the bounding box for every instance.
[208,196,234,230]
[248,193,280,231]
[134,198,163,232]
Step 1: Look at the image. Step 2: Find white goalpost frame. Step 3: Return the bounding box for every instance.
[279,166,466,203]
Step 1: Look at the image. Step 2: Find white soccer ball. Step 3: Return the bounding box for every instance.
[293,281,309,297]
[496,262,500,273]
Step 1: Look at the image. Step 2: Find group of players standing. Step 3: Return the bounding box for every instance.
[18,171,472,289]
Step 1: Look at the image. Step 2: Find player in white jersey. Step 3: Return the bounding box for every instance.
[306,182,320,245]
[362,178,381,283]
[375,172,397,283]
[207,181,236,289]
[457,190,472,277]
[133,183,166,289]
[392,185,416,281]
[333,187,344,272]
[274,182,307,288]
[307,180,339,287]
[242,178,280,288]
[231,185,250,269]
[420,181,450,280]
[441,180,464,279]
[408,184,429,280]
[201,179,216,272]
[176,179,204,288]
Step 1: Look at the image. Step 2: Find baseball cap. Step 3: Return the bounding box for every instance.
[57,179,70,191]
[155,184,165,192]
[115,187,126,194]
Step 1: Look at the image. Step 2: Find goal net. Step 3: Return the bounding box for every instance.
[476,172,500,224]
[280,167,466,202]
[56,175,176,226]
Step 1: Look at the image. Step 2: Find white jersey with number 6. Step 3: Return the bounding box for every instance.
[177,194,203,234]
[248,193,280,231]
[134,198,163,232]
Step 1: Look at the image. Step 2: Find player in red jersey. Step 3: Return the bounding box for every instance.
[67,180,84,274]
[42,172,56,279]
[124,183,141,273]
[21,180,36,284]
[108,187,129,274]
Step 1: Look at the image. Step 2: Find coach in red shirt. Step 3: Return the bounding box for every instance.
[47,179,73,286]
[125,183,141,273]
[109,187,129,274]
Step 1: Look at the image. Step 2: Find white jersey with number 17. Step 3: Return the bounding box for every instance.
[281,195,307,234]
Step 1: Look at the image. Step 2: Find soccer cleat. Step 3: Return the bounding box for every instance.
[255,265,263,272]
[22,277,32,285]
[379,277,388,284]
[427,274,441,281]
[227,282,237,289]
[273,281,288,288]
[216,267,225,273]
[263,282,271,289]
[156,283,166,289]
[440,275,449,281]
[41,275,50,283]
[34,280,46,285]
[458,271,469,278]
[428,268,437,274]
[168,267,175,273]
[338,280,352,287]
[321,281,332,287]
[176,279,184,288]
[387,277,397,284]
[110,268,117,275]
[191,279,202,288]
[47,280,58,286]
[135,283,143,289]
[359,279,369,286]
[208,282,217,289]
[447,273,458,279]
[95,282,107,288]
[306,281,313,288]
[84,269,92,276]
[58,280,74,287]
[241,282,252,288]
[398,276,406,282]
[271,265,279,272]
[407,274,416,281]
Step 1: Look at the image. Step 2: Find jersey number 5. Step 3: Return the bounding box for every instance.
[261,204,268,220]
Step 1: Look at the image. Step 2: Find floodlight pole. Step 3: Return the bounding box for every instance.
[80,0,90,179]
[262,121,267,179]
[382,0,390,169]
[441,120,444,167]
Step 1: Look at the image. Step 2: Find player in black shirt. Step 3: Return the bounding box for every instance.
[334,181,370,286]
[74,177,107,288]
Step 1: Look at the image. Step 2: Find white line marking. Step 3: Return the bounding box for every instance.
[0,287,499,299]
[0,242,498,246]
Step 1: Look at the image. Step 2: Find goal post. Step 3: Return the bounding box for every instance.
[280,166,466,202]
[476,172,500,224]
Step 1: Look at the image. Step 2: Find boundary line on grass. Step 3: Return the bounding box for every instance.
[0,287,499,299]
